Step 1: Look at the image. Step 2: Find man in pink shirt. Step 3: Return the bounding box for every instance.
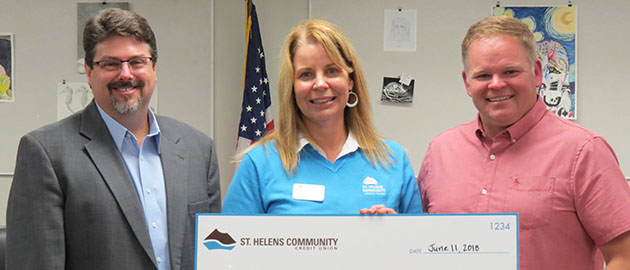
[418,16,630,269]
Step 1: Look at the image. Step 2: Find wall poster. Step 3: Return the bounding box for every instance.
[381,75,415,103]
[384,9,417,52]
[57,82,93,120]
[493,6,577,119]
[0,33,14,102]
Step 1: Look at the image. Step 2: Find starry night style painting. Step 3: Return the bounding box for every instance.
[493,6,577,119]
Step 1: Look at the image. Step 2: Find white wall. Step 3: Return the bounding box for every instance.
[0,0,215,224]
[216,0,630,195]
[308,0,630,181]
[1,0,629,225]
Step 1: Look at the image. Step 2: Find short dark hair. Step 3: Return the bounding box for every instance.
[83,8,157,68]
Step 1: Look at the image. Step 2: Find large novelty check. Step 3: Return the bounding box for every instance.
[195,214,518,269]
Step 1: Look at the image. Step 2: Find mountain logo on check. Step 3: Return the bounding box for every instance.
[203,229,236,251]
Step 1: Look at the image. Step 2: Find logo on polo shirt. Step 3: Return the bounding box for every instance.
[362,176,386,195]
[203,229,236,251]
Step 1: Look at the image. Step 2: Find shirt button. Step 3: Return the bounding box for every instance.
[152,222,157,228]
[481,189,488,195]
[489,154,496,160]
[157,257,162,263]
[140,156,144,161]
[146,188,151,194]
[512,138,517,143]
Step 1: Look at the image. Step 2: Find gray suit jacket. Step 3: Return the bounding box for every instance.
[6,101,221,270]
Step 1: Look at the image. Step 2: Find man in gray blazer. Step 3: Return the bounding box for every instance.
[6,8,221,270]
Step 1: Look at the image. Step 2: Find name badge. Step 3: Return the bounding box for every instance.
[292,183,325,202]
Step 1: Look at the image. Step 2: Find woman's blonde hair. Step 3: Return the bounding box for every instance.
[240,19,391,173]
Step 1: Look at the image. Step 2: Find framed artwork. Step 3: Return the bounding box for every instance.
[494,6,577,119]
[0,33,14,102]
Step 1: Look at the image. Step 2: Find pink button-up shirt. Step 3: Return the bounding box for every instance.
[418,98,630,269]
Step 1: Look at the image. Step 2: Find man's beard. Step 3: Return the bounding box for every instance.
[108,80,145,114]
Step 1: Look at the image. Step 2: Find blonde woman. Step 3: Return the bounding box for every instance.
[223,19,421,214]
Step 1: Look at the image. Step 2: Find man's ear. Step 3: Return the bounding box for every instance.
[84,62,92,78]
[534,59,543,88]
[462,70,472,97]
[85,62,94,90]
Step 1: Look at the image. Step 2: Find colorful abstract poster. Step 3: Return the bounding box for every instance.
[0,33,14,102]
[493,6,577,119]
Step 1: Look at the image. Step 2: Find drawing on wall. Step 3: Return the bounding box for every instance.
[57,82,93,120]
[494,6,577,119]
[384,9,417,52]
[0,33,14,102]
[77,2,130,73]
[381,76,414,103]
[57,82,158,120]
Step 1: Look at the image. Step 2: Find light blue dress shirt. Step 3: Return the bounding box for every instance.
[97,104,170,270]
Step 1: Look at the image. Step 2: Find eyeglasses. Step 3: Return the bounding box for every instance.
[93,56,153,71]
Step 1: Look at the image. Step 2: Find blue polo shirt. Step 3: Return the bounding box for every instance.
[223,134,422,214]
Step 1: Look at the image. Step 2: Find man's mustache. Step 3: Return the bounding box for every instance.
[107,80,144,91]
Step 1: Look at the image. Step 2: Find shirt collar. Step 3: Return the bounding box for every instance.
[475,96,547,143]
[297,131,360,160]
[96,102,161,153]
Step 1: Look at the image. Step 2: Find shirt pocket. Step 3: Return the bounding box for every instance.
[503,176,556,230]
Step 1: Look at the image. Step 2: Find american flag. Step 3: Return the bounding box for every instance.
[236,2,274,153]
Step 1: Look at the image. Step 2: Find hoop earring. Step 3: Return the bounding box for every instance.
[346,91,358,108]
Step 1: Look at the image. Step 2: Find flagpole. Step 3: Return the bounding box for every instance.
[246,0,252,21]
[243,0,252,90]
